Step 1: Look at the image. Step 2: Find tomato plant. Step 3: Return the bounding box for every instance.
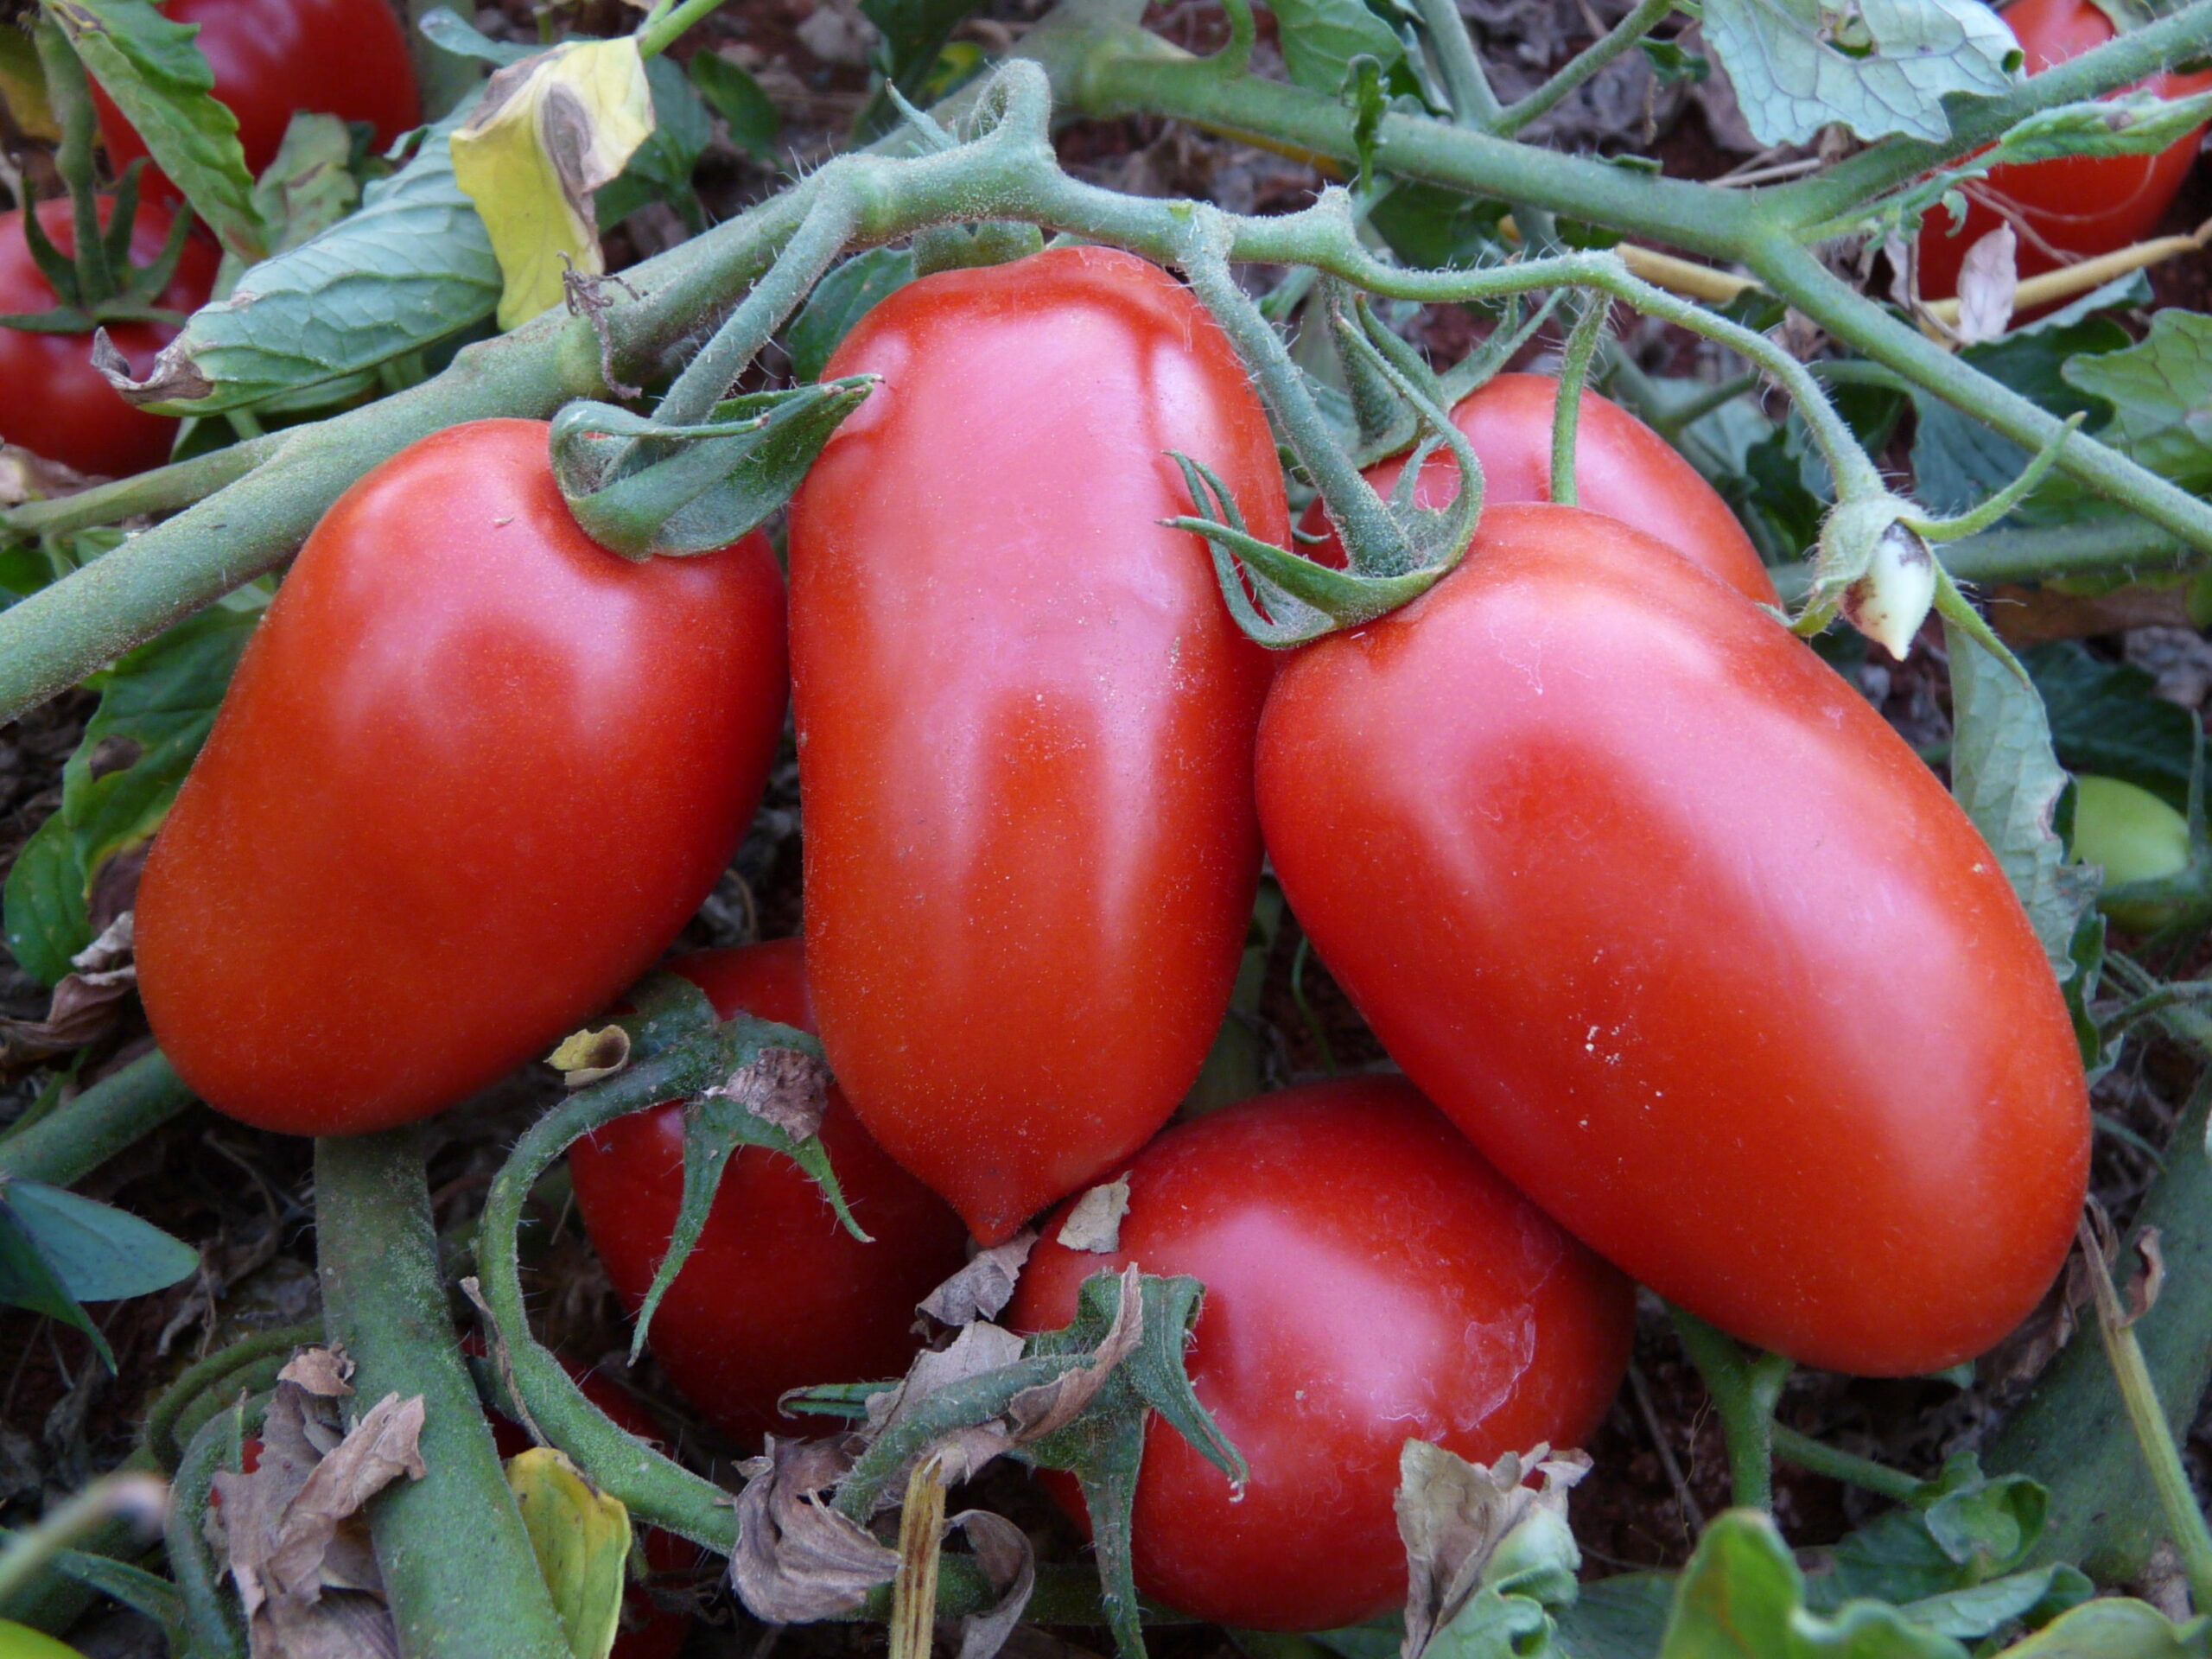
[1259,503,2089,1378]
[1299,373,1778,605]
[1914,0,2212,299]
[1008,1074,1635,1631]
[0,197,216,477]
[787,245,1281,1245]
[568,939,971,1445]
[136,418,789,1136]
[92,0,420,188]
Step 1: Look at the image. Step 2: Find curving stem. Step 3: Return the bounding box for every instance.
[1671,1306,1794,1512]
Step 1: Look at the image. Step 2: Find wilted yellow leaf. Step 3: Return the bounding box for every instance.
[506,1446,632,1659]
[450,38,654,331]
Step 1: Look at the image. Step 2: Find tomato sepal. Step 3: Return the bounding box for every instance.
[549,379,876,561]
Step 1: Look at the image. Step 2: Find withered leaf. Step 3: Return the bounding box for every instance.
[918,1231,1038,1328]
[944,1508,1035,1659]
[1397,1440,1590,1659]
[731,1436,899,1622]
[211,1380,425,1659]
[277,1347,354,1399]
[547,1024,632,1088]
[709,1046,831,1140]
[995,1266,1142,1446]
[0,913,139,1073]
[1057,1180,1129,1255]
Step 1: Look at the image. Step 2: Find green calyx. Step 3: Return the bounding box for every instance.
[550,377,877,562]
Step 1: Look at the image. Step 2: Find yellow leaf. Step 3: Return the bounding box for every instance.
[0,1622,90,1659]
[0,30,57,143]
[506,1446,634,1659]
[450,38,654,331]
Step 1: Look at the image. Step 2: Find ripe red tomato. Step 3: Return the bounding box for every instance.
[0,198,217,477]
[787,246,1281,1245]
[1007,1076,1634,1631]
[569,940,972,1446]
[1297,373,1777,606]
[1915,0,2212,300]
[1258,503,2088,1377]
[93,0,420,189]
[137,419,788,1136]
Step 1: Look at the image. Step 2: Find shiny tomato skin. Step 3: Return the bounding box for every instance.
[1298,374,1776,606]
[568,940,972,1446]
[1007,1076,1635,1631]
[1258,503,2088,1377]
[94,0,419,188]
[1915,0,2212,299]
[0,198,217,476]
[788,246,1282,1245]
[137,419,788,1136]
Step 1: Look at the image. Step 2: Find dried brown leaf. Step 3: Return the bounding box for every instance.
[1056,1180,1129,1255]
[276,1348,353,1399]
[1398,1440,1590,1659]
[0,913,140,1073]
[944,1508,1035,1659]
[997,1266,1143,1447]
[1954,226,2018,345]
[731,1436,899,1622]
[919,1232,1039,1328]
[548,1025,632,1087]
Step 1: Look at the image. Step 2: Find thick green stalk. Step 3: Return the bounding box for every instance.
[1672,1308,1793,1512]
[0,1051,196,1187]
[316,1130,572,1659]
[2,434,283,540]
[1988,1077,2212,1580]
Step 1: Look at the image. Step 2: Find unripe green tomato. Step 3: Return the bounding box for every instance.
[2071,775,2194,932]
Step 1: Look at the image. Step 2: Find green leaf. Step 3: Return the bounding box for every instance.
[785,247,912,383]
[1658,1510,1968,1658]
[2024,641,2196,811]
[2061,309,2212,496]
[1554,1573,1675,1658]
[121,104,501,415]
[1893,1564,2088,1639]
[1996,1599,2212,1656]
[859,0,987,95]
[1369,181,1512,270]
[1943,619,2101,984]
[3,1179,199,1301]
[690,49,779,160]
[416,5,532,66]
[1986,86,2212,163]
[1639,36,1712,80]
[251,112,361,255]
[1267,0,1408,94]
[46,0,264,259]
[0,1195,106,1363]
[1698,0,2019,146]
[596,54,712,232]
[550,378,877,561]
[1,601,258,985]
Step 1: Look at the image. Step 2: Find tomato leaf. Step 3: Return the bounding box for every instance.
[2,601,259,986]
[1697,0,2018,146]
[1265,0,1408,96]
[689,49,780,162]
[785,247,914,383]
[2060,310,2212,498]
[1658,1510,1969,1657]
[1943,619,2101,986]
[250,112,361,256]
[451,37,657,330]
[2,1178,199,1302]
[46,0,264,260]
[859,0,986,99]
[106,104,501,416]
[415,5,533,67]
[1993,1599,2212,1656]
[506,1446,632,1659]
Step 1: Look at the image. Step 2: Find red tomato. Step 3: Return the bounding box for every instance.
[0,198,216,477]
[1297,374,1776,606]
[1915,0,2212,300]
[1258,503,2089,1377]
[569,941,972,1446]
[93,0,419,190]
[787,246,1281,1245]
[137,419,788,1136]
[1007,1076,1634,1631]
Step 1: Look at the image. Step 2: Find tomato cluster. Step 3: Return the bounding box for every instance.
[137,245,2088,1631]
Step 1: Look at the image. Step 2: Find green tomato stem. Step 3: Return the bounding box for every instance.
[169,1407,252,1659]
[315,1129,574,1659]
[2073,1211,2212,1611]
[0,434,283,540]
[1493,0,1675,139]
[1671,1306,1792,1512]
[1549,295,1611,507]
[140,1319,321,1472]
[635,0,728,60]
[1770,1426,1923,1503]
[0,1051,197,1188]
[1413,0,1503,125]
